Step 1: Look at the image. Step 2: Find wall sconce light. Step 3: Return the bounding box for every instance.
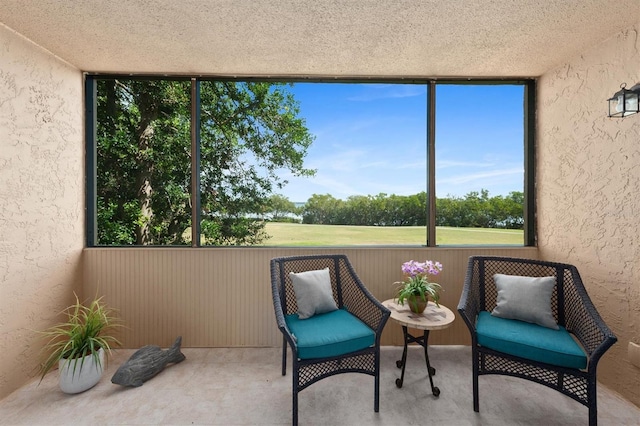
[608,83,640,118]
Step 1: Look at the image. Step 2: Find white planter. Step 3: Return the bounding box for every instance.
[58,348,105,394]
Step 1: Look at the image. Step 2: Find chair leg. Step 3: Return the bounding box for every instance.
[588,375,598,426]
[473,348,479,412]
[292,366,299,426]
[282,337,287,376]
[374,351,380,412]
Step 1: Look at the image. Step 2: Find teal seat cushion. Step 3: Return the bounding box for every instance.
[286,308,375,360]
[476,311,587,369]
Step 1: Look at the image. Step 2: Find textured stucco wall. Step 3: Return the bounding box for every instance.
[538,23,640,407]
[0,24,83,399]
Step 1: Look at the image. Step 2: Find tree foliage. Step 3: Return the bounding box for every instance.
[302,193,427,226]
[436,190,524,229]
[96,80,315,245]
[299,190,523,229]
[266,194,300,222]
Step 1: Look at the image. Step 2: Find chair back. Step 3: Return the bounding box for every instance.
[270,254,385,332]
[271,255,344,316]
[469,256,565,324]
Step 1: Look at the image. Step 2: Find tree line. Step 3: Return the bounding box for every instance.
[268,189,524,229]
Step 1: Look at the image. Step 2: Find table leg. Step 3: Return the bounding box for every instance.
[423,330,440,396]
[394,327,441,396]
[395,326,409,388]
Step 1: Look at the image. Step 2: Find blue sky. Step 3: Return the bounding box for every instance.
[278,83,524,203]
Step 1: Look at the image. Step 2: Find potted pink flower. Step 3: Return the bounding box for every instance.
[395,260,443,313]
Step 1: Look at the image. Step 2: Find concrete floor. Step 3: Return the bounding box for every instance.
[1,346,638,425]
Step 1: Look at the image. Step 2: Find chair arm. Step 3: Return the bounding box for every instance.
[565,302,617,374]
[270,277,298,352]
[564,273,617,365]
[457,261,480,336]
[341,274,390,335]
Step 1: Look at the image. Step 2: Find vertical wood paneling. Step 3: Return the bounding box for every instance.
[83,247,538,348]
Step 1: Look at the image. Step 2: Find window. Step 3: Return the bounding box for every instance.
[277,83,428,246]
[435,84,527,245]
[86,77,533,247]
[94,79,191,245]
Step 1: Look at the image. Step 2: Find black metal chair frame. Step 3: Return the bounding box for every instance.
[270,254,390,426]
[458,256,617,426]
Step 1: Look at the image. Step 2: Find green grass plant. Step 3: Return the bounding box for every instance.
[260,222,523,246]
[38,294,121,381]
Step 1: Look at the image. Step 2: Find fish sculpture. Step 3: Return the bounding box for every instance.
[111,336,186,387]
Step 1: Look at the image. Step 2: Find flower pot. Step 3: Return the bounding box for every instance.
[58,348,104,394]
[408,295,428,314]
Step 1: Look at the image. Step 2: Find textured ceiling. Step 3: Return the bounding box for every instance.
[0,0,638,78]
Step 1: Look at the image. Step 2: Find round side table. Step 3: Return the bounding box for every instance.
[382,298,455,396]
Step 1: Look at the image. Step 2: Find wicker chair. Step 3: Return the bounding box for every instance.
[458,256,617,426]
[270,254,390,426]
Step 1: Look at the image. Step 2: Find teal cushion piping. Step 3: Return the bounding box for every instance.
[476,311,587,370]
[285,308,375,360]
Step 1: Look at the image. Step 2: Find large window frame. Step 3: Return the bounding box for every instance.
[85,75,535,247]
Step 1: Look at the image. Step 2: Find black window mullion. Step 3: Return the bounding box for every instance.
[190,79,202,247]
[524,80,536,247]
[426,81,436,247]
[85,75,97,247]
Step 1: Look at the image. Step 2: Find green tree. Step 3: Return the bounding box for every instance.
[302,194,343,224]
[345,195,376,225]
[436,189,523,229]
[462,189,493,228]
[385,193,426,226]
[267,194,299,222]
[493,191,524,229]
[97,80,315,245]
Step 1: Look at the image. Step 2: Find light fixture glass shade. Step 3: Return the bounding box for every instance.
[608,83,640,118]
[615,95,624,113]
[626,95,639,113]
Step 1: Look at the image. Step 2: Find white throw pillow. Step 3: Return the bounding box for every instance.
[289,268,338,319]
[491,274,559,330]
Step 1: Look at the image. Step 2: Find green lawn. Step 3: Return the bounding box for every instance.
[260,222,523,246]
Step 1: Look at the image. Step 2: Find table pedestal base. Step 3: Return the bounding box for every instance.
[395,326,440,396]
